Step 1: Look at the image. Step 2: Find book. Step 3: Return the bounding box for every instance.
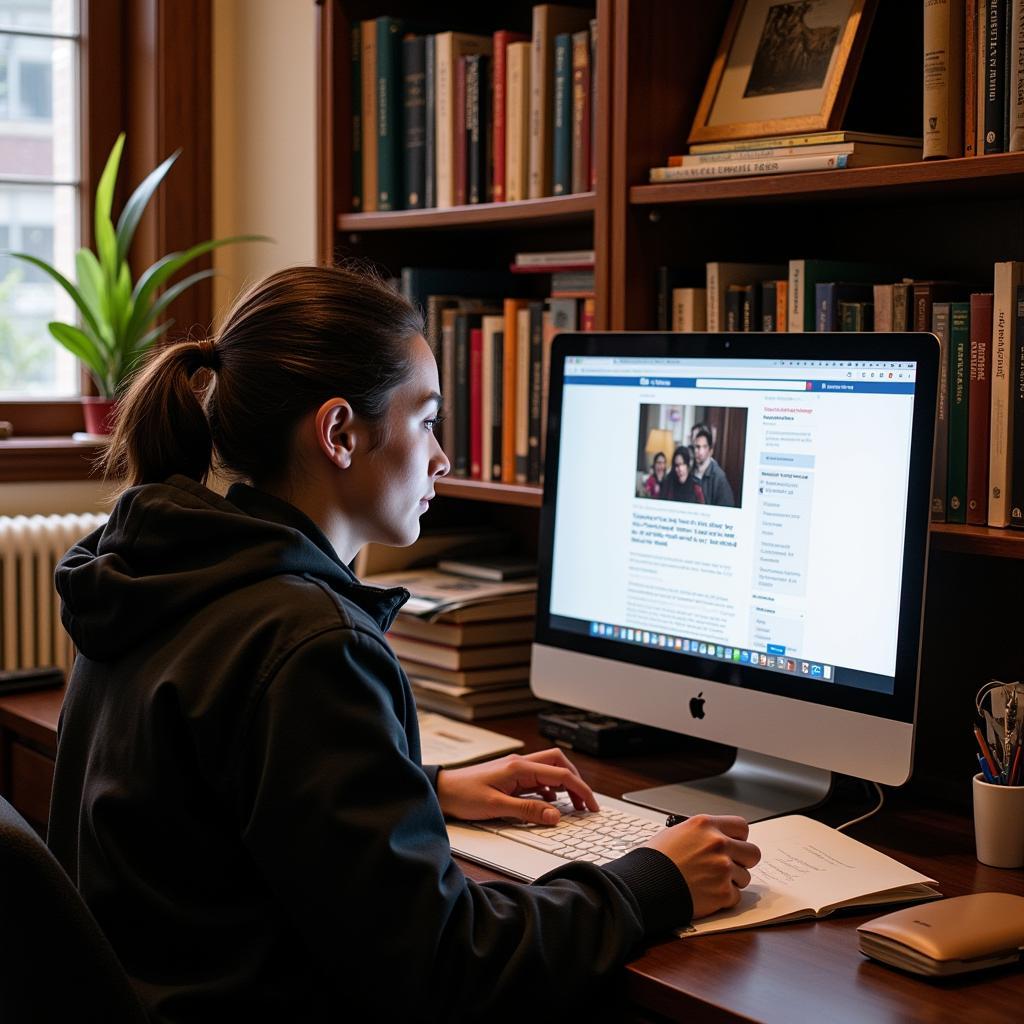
[650,152,852,182]
[965,0,979,157]
[362,568,537,620]
[402,34,427,209]
[376,16,404,210]
[529,4,592,199]
[669,142,922,167]
[815,282,872,331]
[931,301,952,521]
[788,260,882,332]
[505,41,532,201]
[399,660,532,688]
[390,635,531,670]
[454,55,467,206]
[399,267,519,312]
[923,0,965,159]
[761,280,778,331]
[437,555,537,581]
[967,291,994,523]
[984,0,1007,153]
[515,304,532,483]
[391,613,535,646]
[424,34,436,207]
[469,324,483,479]
[502,297,528,482]
[435,32,491,208]
[492,30,529,202]
[480,314,503,485]
[873,284,894,332]
[892,280,914,331]
[839,300,874,332]
[417,710,524,767]
[360,19,379,213]
[412,686,545,721]
[687,131,923,155]
[413,679,535,704]
[707,262,785,332]
[515,249,595,266]
[589,17,598,191]
[465,53,490,204]
[989,261,1023,525]
[552,33,573,196]
[725,285,743,331]
[1012,283,1024,527]
[527,300,545,483]
[947,301,971,523]
[353,524,514,578]
[672,287,707,332]
[571,29,591,194]
[676,815,939,938]
[351,26,362,210]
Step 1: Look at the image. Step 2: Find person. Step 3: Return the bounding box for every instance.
[663,446,705,504]
[643,450,667,497]
[47,266,759,1023]
[692,426,736,507]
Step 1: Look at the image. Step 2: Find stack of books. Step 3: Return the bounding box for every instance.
[648,132,922,184]
[353,4,597,212]
[363,566,544,721]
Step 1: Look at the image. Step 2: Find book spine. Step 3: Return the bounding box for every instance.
[893,282,911,330]
[947,301,971,523]
[424,35,436,208]
[967,292,993,522]
[672,287,685,331]
[540,310,554,482]
[923,0,965,159]
[515,306,531,483]
[454,314,470,477]
[989,262,1019,524]
[775,279,787,332]
[376,17,402,211]
[571,30,591,194]
[1009,0,1024,149]
[552,34,572,195]
[527,301,544,483]
[913,285,935,331]
[931,302,952,521]
[402,35,426,209]
[725,287,742,331]
[470,326,483,480]
[815,282,836,331]
[738,284,756,331]
[656,266,671,331]
[441,310,457,462]
[493,32,508,202]
[360,20,378,213]
[465,55,482,204]
[1005,0,1012,147]
[649,153,849,181]
[506,43,530,202]
[501,298,522,483]
[839,301,857,332]
[581,298,595,330]
[965,0,978,156]
[978,0,988,153]
[984,0,1006,152]
[436,34,454,208]
[708,263,722,332]
[492,329,504,480]
[873,284,894,331]
[589,17,598,191]
[529,7,548,199]
[1011,284,1024,525]
[351,26,362,210]
[454,56,467,206]
[788,260,804,331]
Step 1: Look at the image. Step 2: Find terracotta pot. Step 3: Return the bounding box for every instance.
[81,396,119,435]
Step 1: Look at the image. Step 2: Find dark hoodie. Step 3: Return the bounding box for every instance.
[48,476,691,1023]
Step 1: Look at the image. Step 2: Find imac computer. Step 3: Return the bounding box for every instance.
[531,332,939,822]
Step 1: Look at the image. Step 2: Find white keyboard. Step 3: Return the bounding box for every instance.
[448,793,666,881]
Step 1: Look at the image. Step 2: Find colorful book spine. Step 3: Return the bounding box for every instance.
[552,33,572,196]
[988,261,1022,524]
[454,56,467,206]
[492,329,504,481]
[650,152,849,181]
[515,305,531,483]
[923,0,964,159]
[965,0,978,157]
[402,34,426,209]
[502,298,526,482]
[527,300,545,483]
[424,35,436,208]
[947,301,971,523]
[931,302,952,521]
[376,16,403,211]
[984,0,1006,153]
[360,19,378,213]
[967,291,993,523]
[470,325,484,480]
[505,42,531,202]
[571,30,591,194]
[453,313,475,477]
[491,30,528,203]
[351,26,362,210]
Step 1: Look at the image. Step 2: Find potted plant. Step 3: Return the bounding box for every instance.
[8,133,266,434]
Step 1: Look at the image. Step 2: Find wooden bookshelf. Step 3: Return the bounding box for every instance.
[436,477,542,508]
[929,523,1024,559]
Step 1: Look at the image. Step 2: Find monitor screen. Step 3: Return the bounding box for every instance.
[533,333,938,782]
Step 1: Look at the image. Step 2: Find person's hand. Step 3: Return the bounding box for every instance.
[436,748,600,825]
[644,814,761,919]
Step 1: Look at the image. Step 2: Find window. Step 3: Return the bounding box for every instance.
[0,0,80,398]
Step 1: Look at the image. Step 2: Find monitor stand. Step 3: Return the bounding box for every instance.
[622,750,832,823]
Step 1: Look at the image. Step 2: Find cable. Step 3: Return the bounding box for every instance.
[835,782,885,833]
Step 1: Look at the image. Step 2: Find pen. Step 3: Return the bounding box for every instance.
[665,813,688,827]
[977,752,998,785]
[1009,744,1022,787]
[973,725,1000,779]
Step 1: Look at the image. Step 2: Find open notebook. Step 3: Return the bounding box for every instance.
[679,815,940,937]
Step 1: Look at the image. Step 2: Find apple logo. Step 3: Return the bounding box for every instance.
[689,692,706,719]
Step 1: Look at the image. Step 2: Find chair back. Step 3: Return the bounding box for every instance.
[0,795,149,1023]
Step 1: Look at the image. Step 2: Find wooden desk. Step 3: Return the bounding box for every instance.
[2,694,1021,1022]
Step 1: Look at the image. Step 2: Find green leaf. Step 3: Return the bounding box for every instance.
[48,321,109,391]
[126,321,173,369]
[94,132,125,284]
[74,248,113,350]
[9,251,106,344]
[115,148,180,266]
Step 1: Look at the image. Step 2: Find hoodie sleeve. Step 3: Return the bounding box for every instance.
[236,627,690,1021]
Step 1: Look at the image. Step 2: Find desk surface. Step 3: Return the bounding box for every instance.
[1,692,1021,1023]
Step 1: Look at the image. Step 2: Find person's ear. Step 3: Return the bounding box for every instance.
[315,398,357,469]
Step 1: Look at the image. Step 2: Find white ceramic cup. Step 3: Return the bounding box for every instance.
[972,773,1024,868]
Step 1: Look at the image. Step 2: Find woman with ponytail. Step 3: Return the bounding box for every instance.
[47,265,758,1023]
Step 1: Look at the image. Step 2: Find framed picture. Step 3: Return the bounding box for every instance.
[689,0,876,145]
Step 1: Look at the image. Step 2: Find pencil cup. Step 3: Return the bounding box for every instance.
[972,774,1024,869]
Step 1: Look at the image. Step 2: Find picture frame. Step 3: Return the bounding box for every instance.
[688,0,877,145]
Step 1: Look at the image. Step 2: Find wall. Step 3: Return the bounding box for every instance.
[211,0,318,320]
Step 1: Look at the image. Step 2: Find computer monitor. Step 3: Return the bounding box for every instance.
[532,332,939,822]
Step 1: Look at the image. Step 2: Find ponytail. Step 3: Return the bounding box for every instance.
[102,338,217,492]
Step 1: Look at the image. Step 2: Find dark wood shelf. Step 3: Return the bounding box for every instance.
[0,437,103,483]
[436,478,542,508]
[630,153,1024,208]
[929,522,1024,558]
[337,192,595,232]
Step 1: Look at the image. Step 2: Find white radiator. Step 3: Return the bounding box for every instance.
[0,513,107,672]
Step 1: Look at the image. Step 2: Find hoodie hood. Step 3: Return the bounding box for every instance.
[56,475,407,661]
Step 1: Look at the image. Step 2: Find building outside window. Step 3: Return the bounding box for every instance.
[0,0,79,398]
